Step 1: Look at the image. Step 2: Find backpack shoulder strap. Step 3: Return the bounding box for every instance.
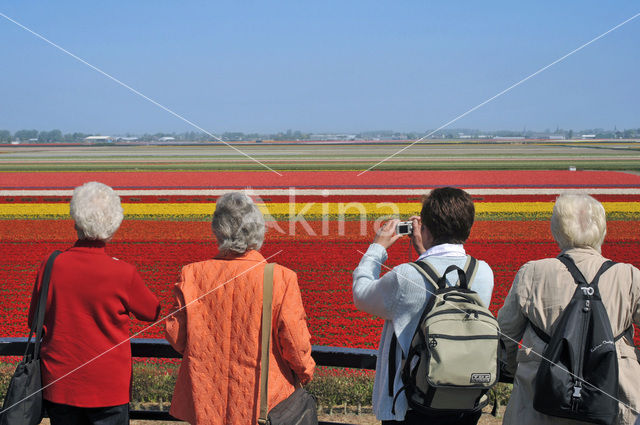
[410,260,444,290]
[528,319,550,344]
[590,260,616,288]
[533,256,618,344]
[388,333,397,397]
[527,255,581,344]
[388,331,408,397]
[615,326,634,343]
[558,254,616,287]
[463,255,479,289]
[557,254,588,285]
[411,256,478,290]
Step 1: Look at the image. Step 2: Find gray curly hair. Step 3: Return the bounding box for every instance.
[212,192,265,255]
[70,181,124,241]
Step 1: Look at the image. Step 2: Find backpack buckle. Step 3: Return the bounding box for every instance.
[571,382,583,411]
[572,382,582,399]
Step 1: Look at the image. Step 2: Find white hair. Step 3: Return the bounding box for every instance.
[212,192,265,255]
[70,182,123,241]
[551,193,607,253]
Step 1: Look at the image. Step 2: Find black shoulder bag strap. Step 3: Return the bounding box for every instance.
[388,255,479,396]
[26,250,61,361]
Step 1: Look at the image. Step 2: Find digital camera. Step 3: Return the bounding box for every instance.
[396,221,413,235]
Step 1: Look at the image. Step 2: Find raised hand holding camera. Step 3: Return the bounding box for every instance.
[373,219,403,250]
[409,215,427,256]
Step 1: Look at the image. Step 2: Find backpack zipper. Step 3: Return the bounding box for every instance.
[572,298,590,411]
[428,309,495,320]
[428,333,498,340]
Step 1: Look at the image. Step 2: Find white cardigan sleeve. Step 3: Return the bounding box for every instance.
[352,243,399,320]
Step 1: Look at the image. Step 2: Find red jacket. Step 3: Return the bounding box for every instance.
[28,240,161,407]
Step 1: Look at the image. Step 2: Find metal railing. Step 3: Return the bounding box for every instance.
[0,337,377,424]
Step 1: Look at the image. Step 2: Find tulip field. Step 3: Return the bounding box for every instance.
[1,169,640,349]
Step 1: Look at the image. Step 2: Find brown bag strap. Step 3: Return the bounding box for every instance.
[258,263,275,424]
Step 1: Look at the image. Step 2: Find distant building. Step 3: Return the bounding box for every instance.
[309,134,356,141]
[581,134,597,139]
[84,136,114,143]
[530,133,565,140]
[159,137,176,142]
[494,136,525,140]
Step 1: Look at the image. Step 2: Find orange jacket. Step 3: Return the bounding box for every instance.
[165,250,315,425]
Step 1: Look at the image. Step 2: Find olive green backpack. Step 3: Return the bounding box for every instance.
[391,256,500,415]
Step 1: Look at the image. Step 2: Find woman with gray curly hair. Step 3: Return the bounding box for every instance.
[498,193,640,424]
[166,192,315,425]
[28,181,160,425]
[211,191,266,255]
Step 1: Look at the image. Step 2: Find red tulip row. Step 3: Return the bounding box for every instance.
[2,170,640,189]
[3,219,639,243]
[5,194,640,205]
[2,236,638,348]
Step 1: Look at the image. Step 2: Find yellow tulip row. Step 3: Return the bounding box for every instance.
[1,202,639,219]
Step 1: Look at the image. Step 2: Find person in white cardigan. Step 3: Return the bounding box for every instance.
[353,187,494,425]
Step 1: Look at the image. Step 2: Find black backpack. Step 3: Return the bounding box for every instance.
[530,254,632,425]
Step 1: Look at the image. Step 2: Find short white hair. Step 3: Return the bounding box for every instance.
[70,182,123,241]
[551,193,607,253]
[212,192,265,255]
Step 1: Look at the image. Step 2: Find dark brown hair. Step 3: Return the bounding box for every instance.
[420,187,475,244]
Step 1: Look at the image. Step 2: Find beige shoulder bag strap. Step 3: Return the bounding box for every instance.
[258,263,275,425]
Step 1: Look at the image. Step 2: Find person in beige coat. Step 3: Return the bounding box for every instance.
[498,193,640,425]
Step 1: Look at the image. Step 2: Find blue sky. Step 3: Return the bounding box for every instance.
[1,2,638,134]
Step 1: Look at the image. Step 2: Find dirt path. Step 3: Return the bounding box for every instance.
[42,407,504,425]
[39,406,505,424]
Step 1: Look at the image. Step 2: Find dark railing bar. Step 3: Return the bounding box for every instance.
[0,337,378,423]
[0,337,377,369]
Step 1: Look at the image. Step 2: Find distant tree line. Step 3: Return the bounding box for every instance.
[1,127,640,143]
[0,129,91,143]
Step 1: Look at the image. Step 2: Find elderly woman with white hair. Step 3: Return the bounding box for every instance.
[498,193,640,424]
[27,181,160,425]
[165,192,315,425]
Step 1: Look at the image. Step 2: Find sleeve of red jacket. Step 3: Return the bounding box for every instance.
[126,268,161,322]
[276,268,315,384]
